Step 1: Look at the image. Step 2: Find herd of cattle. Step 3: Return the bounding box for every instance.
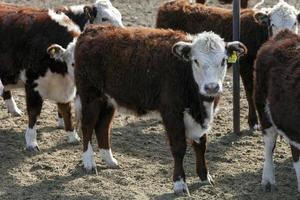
[0,0,300,196]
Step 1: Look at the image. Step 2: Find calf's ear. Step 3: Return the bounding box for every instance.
[84,6,97,22]
[172,41,192,62]
[47,44,66,62]
[226,41,247,58]
[254,12,270,26]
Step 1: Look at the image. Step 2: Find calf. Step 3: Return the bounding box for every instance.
[156,0,300,130]
[254,30,300,192]
[1,0,123,124]
[0,1,123,151]
[73,25,247,194]
[0,6,82,151]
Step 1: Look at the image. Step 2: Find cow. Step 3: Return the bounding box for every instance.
[1,0,123,127]
[192,0,249,8]
[0,1,123,151]
[68,25,247,194]
[254,29,300,192]
[156,0,300,131]
[0,7,81,151]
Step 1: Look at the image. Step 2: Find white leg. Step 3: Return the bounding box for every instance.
[83,142,96,171]
[56,113,65,129]
[99,149,118,167]
[25,126,39,151]
[173,178,190,195]
[5,97,22,116]
[261,126,278,192]
[0,79,3,96]
[200,172,214,186]
[67,130,81,144]
[293,159,300,192]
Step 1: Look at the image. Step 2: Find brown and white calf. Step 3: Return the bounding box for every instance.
[1,0,123,126]
[156,0,300,130]
[254,29,300,192]
[0,6,81,151]
[0,1,123,151]
[71,25,246,194]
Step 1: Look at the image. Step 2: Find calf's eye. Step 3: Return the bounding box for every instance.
[221,58,226,66]
[102,18,109,22]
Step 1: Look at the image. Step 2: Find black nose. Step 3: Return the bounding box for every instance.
[204,83,220,94]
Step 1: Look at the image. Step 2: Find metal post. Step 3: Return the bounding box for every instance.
[233,0,241,135]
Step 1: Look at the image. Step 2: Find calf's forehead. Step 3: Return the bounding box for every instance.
[190,34,226,63]
[270,2,298,25]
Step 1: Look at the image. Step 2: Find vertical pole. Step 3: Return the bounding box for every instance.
[233,0,241,135]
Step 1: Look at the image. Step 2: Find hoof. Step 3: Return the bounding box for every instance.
[173,179,190,196]
[83,142,97,174]
[10,109,23,117]
[262,182,278,192]
[57,118,65,129]
[84,166,98,175]
[250,124,260,131]
[200,173,215,186]
[26,145,40,152]
[100,149,118,168]
[68,131,81,144]
[106,157,119,168]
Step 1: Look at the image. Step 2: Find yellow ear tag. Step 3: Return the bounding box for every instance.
[51,48,56,55]
[228,51,238,64]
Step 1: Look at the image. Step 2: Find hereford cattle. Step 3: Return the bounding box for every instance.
[193,0,249,8]
[0,1,123,151]
[0,6,82,151]
[1,0,123,127]
[156,0,300,130]
[254,29,300,192]
[72,25,247,194]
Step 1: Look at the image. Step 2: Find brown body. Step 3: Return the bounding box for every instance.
[254,29,300,191]
[75,25,222,189]
[156,0,269,129]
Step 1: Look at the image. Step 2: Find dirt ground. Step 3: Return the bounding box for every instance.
[1,0,300,199]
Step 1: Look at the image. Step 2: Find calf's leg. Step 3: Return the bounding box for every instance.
[56,109,65,129]
[261,126,278,192]
[3,90,22,116]
[161,112,189,195]
[240,62,259,130]
[57,102,80,144]
[94,104,118,167]
[25,86,43,151]
[81,98,101,172]
[291,144,300,192]
[192,134,214,185]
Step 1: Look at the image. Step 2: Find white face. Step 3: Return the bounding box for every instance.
[257,0,300,35]
[269,1,299,35]
[173,32,246,97]
[190,45,228,97]
[94,0,124,27]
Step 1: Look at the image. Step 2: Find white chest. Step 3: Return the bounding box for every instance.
[34,70,76,103]
[183,101,214,143]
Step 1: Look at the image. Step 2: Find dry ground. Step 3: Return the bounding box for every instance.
[1,0,300,199]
